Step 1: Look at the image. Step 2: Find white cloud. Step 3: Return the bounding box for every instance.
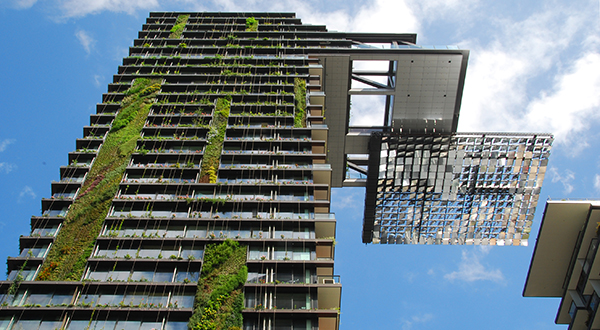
[19,186,36,200]
[457,7,599,150]
[594,174,600,191]
[93,74,103,87]
[401,313,434,330]
[58,0,161,17]
[0,139,15,152]
[13,0,37,9]
[0,163,16,174]
[522,51,600,147]
[444,247,504,283]
[331,188,362,210]
[75,30,95,54]
[548,167,575,195]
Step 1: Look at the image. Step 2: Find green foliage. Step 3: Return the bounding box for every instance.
[293,78,307,128]
[200,98,230,183]
[37,78,160,281]
[245,17,258,32]
[7,259,27,296]
[189,240,247,330]
[169,14,190,38]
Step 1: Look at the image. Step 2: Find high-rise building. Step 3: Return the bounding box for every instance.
[0,11,552,330]
[524,200,600,329]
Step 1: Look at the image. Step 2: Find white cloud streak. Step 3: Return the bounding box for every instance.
[75,30,95,54]
[523,51,600,148]
[401,313,434,330]
[0,163,16,174]
[331,189,362,211]
[594,174,600,191]
[0,139,15,152]
[457,7,600,150]
[548,167,575,195]
[444,247,504,283]
[19,186,36,200]
[93,74,103,87]
[58,0,161,17]
[13,0,38,9]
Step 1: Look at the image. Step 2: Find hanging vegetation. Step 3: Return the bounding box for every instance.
[200,97,230,183]
[189,239,247,330]
[294,78,307,128]
[36,78,161,281]
[170,14,190,38]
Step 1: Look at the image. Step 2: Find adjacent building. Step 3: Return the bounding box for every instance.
[524,201,600,329]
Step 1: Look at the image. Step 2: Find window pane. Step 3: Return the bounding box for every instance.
[115,320,140,330]
[12,320,40,330]
[38,321,63,330]
[164,322,188,330]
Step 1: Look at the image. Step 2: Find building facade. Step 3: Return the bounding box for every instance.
[524,201,600,329]
[0,12,342,330]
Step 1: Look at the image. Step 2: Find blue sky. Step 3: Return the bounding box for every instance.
[1,0,599,329]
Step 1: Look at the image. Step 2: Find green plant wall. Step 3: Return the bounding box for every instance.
[200,97,230,183]
[189,239,248,330]
[170,14,190,38]
[294,78,307,128]
[36,78,161,281]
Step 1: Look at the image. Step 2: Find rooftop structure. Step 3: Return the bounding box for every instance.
[524,200,600,329]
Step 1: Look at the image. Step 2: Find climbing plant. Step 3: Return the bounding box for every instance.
[293,78,307,128]
[189,239,247,330]
[245,17,258,32]
[200,97,230,183]
[170,14,190,38]
[36,78,161,281]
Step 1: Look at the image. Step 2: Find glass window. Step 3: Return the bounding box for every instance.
[165,322,188,330]
[115,320,140,330]
[137,249,161,258]
[247,272,267,284]
[31,226,58,237]
[66,320,92,330]
[185,227,206,238]
[123,293,145,306]
[146,294,168,307]
[164,226,185,238]
[38,321,63,330]
[79,293,99,305]
[93,320,117,330]
[176,271,198,283]
[140,321,162,330]
[12,320,40,330]
[130,270,154,282]
[248,248,268,260]
[50,293,73,305]
[25,293,53,306]
[19,246,49,258]
[0,317,13,330]
[170,295,194,308]
[180,249,203,260]
[97,294,120,306]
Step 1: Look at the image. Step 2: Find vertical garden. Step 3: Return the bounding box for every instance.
[189,240,248,330]
[37,78,161,281]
